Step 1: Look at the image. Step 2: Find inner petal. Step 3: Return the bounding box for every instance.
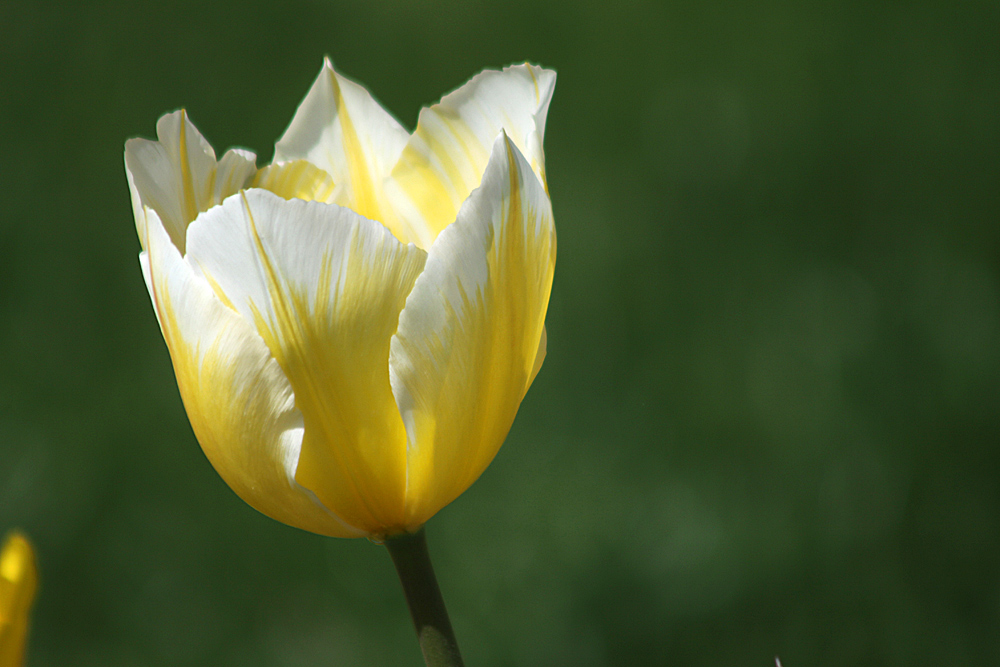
[385,64,556,248]
[125,109,257,253]
[273,59,419,245]
[252,160,336,203]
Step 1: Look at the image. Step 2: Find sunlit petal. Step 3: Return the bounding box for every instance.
[389,134,556,527]
[125,110,257,252]
[185,190,427,533]
[386,64,556,247]
[252,160,336,203]
[141,204,362,537]
[273,58,417,243]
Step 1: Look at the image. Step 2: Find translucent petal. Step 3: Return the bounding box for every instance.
[273,58,418,244]
[386,64,556,247]
[125,110,257,252]
[252,159,336,203]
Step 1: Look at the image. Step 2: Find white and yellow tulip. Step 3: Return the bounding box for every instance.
[126,60,556,538]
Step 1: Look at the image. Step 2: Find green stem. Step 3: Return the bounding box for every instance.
[384,528,465,667]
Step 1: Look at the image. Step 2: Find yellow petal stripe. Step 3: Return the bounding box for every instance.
[390,135,555,527]
[330,70,381,221]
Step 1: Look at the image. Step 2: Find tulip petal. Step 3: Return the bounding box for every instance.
[141,204,363,537]
[185,190,427,533]
[273,58,416,243]
[251,160,336,203]
[126,110,257,252]
[389,134,556,527]
[386,64,556,247]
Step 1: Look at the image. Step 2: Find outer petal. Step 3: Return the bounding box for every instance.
[185,190,427,534]
[140,203,361,537]
[273,58,415,243]
[386,64,556,248]
[389,134,556,528]
[125,110,257,252]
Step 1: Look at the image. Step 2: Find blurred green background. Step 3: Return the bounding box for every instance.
[2,0,998,664]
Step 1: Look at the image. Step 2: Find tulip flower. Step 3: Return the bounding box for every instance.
[0,531,37,667]
[126,60,555,665]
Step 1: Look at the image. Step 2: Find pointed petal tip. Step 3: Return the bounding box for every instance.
[386,62,555,243]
